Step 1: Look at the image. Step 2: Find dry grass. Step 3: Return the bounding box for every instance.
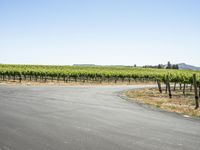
[0,80,156,86]
[126,88,200,118]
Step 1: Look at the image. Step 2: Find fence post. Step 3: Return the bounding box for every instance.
[193,74,199,109]
[157,80,162,93]
[165,82,168,93]
[173,82,176,91]
[166,75,172,98]
[183,83,186,96]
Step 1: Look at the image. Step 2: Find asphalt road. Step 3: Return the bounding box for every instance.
[0,85,200,150]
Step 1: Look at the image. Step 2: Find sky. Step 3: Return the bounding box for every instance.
[0,0,200,66]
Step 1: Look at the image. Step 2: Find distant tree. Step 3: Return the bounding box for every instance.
[158,64,164,69]
[172,64,179,70]
[166,61,172,69]
[143,65,163,69]
[134,64,137,67]
[143,62,176,69]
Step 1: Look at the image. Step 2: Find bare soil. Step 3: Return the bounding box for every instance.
[0,80,156,86]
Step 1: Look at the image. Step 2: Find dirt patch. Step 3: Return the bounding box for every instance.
[126,88,200,118]
[0,80,156,86]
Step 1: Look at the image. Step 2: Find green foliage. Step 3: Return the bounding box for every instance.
[0,64,199,84]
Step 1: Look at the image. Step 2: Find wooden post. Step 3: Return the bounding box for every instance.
[164,79,168,93]
[199,86,200,99]
[115,78,117,84]
[180,83,182,90]
[157,80,162,93]
[166,76,172,98]
[173,82,176,91]
[128,78,131,84]
[183,83,186,96]
[193,74,199,109]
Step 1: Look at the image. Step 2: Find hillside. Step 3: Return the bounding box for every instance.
[178,63,200,71]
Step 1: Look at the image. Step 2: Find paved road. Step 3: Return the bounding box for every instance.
[0,85,199,150]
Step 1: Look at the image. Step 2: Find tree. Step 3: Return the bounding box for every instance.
[158,64,164,69]
[172,64,179,70]
[166,61,172,69]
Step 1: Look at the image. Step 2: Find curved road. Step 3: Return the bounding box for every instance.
[0,85,199,150]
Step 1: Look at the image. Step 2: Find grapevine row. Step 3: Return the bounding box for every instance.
[0,64,199,85]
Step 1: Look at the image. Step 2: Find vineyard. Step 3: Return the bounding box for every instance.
[0,64,200,108]
[0,64,200,83]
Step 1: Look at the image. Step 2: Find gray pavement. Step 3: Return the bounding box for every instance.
[0,85,199,150]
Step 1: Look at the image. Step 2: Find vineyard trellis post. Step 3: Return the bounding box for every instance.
[199,86,200,99]
[166,75,172,98]
[173,82,176,91]
[165,82,168,93]
[180,83,182,90]
[192,74,199,109]
[157,80,162,93]
[183,83,186,96]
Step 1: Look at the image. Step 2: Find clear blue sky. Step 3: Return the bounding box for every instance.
[0,0,200,66]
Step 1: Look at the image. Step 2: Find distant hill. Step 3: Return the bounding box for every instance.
[73,64,96,66]
[178,63,200,71]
